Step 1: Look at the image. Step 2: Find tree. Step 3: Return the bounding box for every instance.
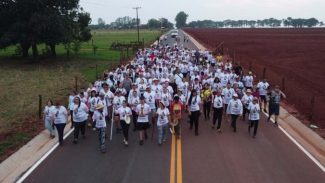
[175,11,188,29]
[305,18,319,27]
[147,19,161,29]
[98,18,106,26]
[0,0,92,58]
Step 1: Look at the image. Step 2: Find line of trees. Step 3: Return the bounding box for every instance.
[187,17,323,28]
[90,17,174,30]
[0,0,92,58]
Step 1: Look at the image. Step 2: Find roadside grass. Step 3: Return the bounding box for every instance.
[0,29,160,161]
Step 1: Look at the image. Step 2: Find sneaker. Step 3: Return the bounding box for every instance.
[274,121,278,127]
[124,141,129,147]
[92,128,96,131]
[263,109,267,113]
[217,129,221,133]
[211,125,215,129]
[139,140,144,146]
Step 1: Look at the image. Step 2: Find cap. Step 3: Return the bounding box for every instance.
[233,93,239,97]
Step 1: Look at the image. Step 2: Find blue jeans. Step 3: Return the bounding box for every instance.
[98,127,106,150]
[157,124,168,144]
[45,118,54,135]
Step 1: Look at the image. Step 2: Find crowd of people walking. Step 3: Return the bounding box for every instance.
[43,36,286,153]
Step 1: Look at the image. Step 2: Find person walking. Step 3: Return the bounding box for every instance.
[135,96,151,145]
[187,89,202,136]
[257,78,269,113]
[92,104,108,153]
[170,95,183,139]
[201,83,212,120]
[267,85,286,126]
[116,101,132,146]
[68,91,77,128]
[212,90,223,132]
[248,97,260,138]
[156,101,170,146]
[227,93,243,132]
[241,89,254,121]
[44,99,55,138]
[72,97,89,144]
[51,100,68,146]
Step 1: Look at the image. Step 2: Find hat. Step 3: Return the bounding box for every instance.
[96,104,105,110]
[246,89,252,93]
[153,78,159,81]
[248,71,252,74]
[159,101,165,107]
[233,93,239,98]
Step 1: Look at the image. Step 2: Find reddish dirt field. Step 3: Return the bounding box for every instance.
[184,28,325,132]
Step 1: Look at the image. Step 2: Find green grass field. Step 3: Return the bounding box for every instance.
[0,29,161,161]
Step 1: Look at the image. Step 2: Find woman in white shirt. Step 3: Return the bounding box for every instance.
[241,89,254,121]
[248,97,261,138]
[51,100,68,146]
[226,93,243,132]
[116,101,132,146]
[44,99,55,138]
[128,90,140,131]
[156,102,170,145]
[212,91,223,132]
[187,89,202,136]
[92,104,108,153]
[135,96,151,145]
[68,91,77,129]
[88,90,97,129]
[72,97,89,144]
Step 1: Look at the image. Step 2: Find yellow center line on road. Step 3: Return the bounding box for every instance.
[170,133,183,183]
[177,138,183,183]
[170,134,176,183]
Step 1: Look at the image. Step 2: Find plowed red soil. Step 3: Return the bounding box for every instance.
[184,28,325,131]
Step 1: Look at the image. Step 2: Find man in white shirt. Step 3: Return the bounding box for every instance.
[257,78,270,112]
[227,93,243,132]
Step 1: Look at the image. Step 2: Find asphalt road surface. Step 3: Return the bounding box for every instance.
[23,31,325,183]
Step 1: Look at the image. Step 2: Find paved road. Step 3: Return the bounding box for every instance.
[24,31,325,183]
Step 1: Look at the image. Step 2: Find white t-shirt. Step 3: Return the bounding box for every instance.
[227,99,243,115]
[241,94,254,107]
[116,107,132,121]
[244,75,254,88]
[92,110,107,128]
[222,88,235,104]
[72,103,89,122]
[51,106,68,124]
[113,96,126,110]
[156,108,170,126]
[212,95,223,108]
[88,97,98,112]
[100,89,114,106]
[188,95,201,112]
[144,91,156,109]
[160,92,172,107]
[257,81,269,96]
[136,104,151,123]
[248,103,260,120]
[44,105,55,120]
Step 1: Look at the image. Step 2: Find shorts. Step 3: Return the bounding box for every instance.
[136,122,150,130]
[260,95,267,103]
[269,103,280,116]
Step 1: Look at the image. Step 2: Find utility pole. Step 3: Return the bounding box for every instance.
[133,7,141,44]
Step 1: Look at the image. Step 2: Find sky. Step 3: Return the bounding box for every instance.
[79,0,325,25]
